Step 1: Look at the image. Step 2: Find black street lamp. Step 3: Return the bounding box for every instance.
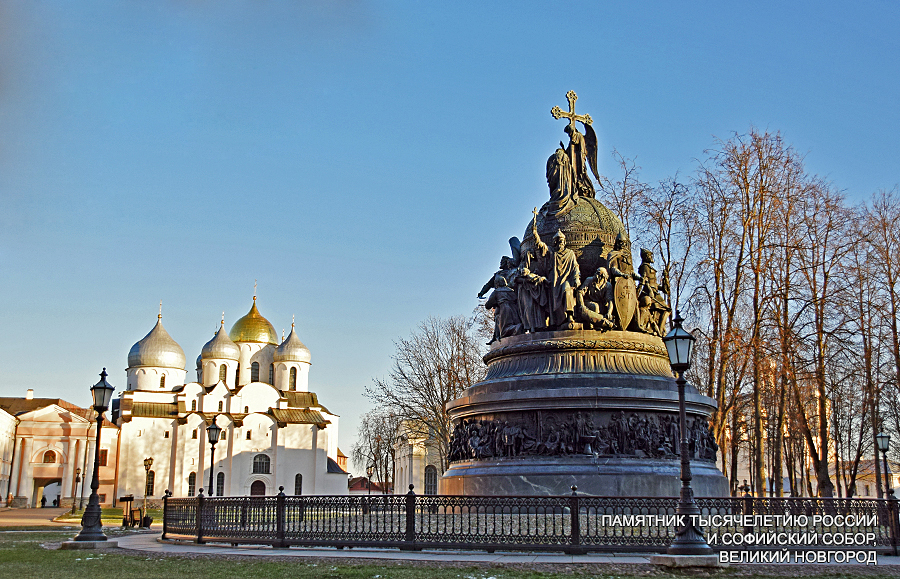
[207,418,222,496]
[876,432,892,498]
[142,457,153,527]
[71,468,81,515]
[74,368,115,542]
[662,313,712,556]
[366,464,374,496]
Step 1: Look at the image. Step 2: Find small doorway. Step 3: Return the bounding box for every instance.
[250,480,266,496]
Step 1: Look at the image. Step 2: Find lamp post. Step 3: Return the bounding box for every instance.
[662,313,712,555]
[71,468,81,514]
[206,418,222,496]
[74,368,115,542]
[876,432,892,498]
[142,457,153,527]
[366,464,374,496]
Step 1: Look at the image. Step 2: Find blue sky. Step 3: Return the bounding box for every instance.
[1,1,898,472]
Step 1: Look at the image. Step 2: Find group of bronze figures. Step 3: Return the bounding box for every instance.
[479,231,672,343]
[478,93,671,343]
[448,411,718,463]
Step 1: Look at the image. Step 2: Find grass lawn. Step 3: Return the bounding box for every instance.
[0,528,897,579]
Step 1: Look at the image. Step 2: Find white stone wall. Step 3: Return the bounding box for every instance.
[0,409,16,505]
[127,366,187,392]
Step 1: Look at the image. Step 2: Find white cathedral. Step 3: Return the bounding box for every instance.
[114,297,348,500]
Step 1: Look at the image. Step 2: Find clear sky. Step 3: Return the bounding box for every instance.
[1,1,898,474]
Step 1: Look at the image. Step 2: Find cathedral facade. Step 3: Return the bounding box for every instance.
[114,297,347,501]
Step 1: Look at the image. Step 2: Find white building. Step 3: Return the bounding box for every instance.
[0,407,16,506]
[114,297,348,502]
[0,392,120,508]
[393,424,441,496]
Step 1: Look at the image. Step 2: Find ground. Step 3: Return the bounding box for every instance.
[0,508,897,578]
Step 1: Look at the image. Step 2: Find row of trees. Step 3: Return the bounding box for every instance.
[356,128,899,498]
[603,129,900,497]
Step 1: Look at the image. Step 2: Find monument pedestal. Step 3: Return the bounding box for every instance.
[441,330,728,497]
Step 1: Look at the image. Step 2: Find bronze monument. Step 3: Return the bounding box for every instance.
[441,92,727,497]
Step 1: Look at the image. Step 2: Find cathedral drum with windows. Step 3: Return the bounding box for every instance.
[114,297,348,502]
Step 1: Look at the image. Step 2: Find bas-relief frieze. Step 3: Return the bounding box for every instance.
[448,410,718,464]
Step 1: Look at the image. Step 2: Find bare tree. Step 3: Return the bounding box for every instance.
[597,149,649,242]
[351,407,402,492]
[365,316,487,472]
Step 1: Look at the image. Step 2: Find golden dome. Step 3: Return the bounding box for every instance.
[229,298,278,344]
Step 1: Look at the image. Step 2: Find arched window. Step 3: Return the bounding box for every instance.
[220,429,226,440]
[289,367,297,391]
[250,362,260,382]
[216,472,225,497]
[219,364,227,383]
[191,400,197,411]
[424,465,438,495]
[246,430,252,440]
[235,367,240,386]
[294,473,303,495]
[244,406,249,414]
[187,472,197,497]
[252,454,271,474]
[145,470,155,496]
[192,429,197,439]
[160,375,166,389]
[268,364,274,385]
[218,401,223,412]
[42,450,56,463]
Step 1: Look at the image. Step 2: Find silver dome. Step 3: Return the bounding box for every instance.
[128,317,186,370]
[201,323,240,361]
[274,326,311,363]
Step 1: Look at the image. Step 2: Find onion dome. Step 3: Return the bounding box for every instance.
[128,315,186,369]
[229,297,278,344]
[202,320,240,361]
[275,323,311,364]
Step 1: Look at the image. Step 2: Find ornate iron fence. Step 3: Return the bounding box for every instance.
[162,487,900,554]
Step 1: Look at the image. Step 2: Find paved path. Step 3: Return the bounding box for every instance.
[0,507,74,528]
[112,533,900,566]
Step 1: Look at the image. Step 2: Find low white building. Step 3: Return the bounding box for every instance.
[393,424,442,496]
[114,297,348,502]
[0,407,16,506]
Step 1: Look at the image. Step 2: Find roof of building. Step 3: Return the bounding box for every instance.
[348,476,391,493]
[282,391,333,414]
[0,397,94,421]
[128,316,186,370]
[327,457,347,474]
[269,408,330,428]
[229,297,278,345]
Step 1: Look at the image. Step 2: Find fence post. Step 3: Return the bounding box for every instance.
[888,490,899,557]
[741,484,753,536]
[276,486,287,548]
[567,485,582,555]
[402,484,418,550]
[195,488,205,544]
[161,490,171,540]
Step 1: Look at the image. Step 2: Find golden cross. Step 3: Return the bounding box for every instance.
[253,279,257,300]
[158,300,162,320]
[551,90,592,130]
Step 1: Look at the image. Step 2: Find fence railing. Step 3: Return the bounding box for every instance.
[162,486,900,555]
